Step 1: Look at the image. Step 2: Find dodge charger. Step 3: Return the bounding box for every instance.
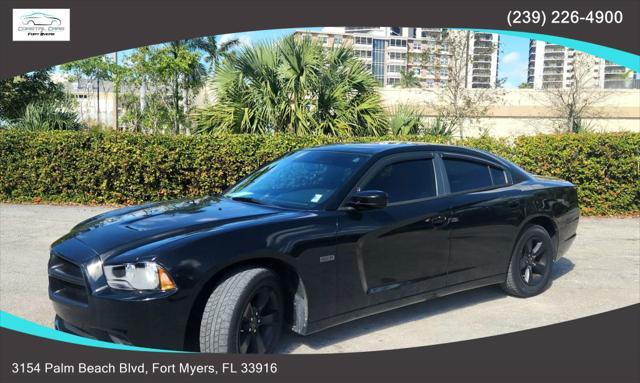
[49,143,580,353]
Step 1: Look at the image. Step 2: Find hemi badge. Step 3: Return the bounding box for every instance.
[319,255,335,263]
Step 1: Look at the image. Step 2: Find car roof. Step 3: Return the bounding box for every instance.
[308,141,530,181]
[308,141,485,157]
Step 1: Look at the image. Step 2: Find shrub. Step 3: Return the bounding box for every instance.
[388,105,423,135]
[0,130,637,215]
[9,101,83,131]
[423,117,455,138]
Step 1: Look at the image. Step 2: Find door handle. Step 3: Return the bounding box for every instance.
[426,215,448,227]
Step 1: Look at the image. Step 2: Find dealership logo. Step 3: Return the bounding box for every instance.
[13,9,70,41]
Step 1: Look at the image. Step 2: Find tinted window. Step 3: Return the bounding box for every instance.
[490,166,508,186]
[362,159,436,203]
[443,158,493,193]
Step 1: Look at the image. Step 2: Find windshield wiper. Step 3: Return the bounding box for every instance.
[228,196,265,205]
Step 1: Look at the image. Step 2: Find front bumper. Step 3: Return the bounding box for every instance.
[48,242,191,351]
[51,289,190,350]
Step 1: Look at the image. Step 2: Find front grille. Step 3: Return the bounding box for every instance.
[48,252,89,306]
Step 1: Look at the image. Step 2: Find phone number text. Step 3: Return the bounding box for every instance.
[507,10,623,27]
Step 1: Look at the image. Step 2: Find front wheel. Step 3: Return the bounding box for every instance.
[501,224,555,297]
[199,268,284,353]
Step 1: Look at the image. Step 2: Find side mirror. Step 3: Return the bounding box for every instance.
[347,190,388,210]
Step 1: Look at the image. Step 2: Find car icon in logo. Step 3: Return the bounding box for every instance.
[21,12,61,26]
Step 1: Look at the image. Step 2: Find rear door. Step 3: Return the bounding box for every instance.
[441,153,522,285]
[335,152,451,312]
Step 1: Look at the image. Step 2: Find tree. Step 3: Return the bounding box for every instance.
[538,53,609,133]
[399,68,421,88]
[427,30,503,139]
[0,69,63,124]
[191,36,387,136]
[167,40,207,133]
[191,35,241,74]
[61,56,118,125]
[119,42,205,134]
[518,82,532,89]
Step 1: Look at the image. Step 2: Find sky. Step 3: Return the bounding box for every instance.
[56,27,530,89]
[216,27,531,88]
[498,35,530,88]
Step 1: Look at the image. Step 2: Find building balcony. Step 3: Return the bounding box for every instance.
[604,73,627,79]
[474,47,493,54]
[605,67,627,74]
[475,33,493,40]
[474,63,492,70]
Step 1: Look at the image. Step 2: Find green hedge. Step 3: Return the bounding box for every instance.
[1,130,638,215]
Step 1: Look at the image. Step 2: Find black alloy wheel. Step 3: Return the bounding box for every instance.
[501,224,555,297]
[199,267,284,354]
[519,236,549,286]
[237,286,281,354]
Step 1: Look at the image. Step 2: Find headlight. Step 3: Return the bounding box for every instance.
[103,262,176,291]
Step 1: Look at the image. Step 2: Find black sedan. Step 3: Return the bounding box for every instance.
[49,142,580,353]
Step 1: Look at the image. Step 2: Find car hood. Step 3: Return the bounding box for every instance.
[54,196,285,257]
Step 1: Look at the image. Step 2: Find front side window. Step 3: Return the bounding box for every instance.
[362,159,436,203]
[444,158,507,193]
[225,150,369,209]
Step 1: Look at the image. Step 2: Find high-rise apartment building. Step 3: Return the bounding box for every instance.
[527,40,639,89]
[294,27,500,89]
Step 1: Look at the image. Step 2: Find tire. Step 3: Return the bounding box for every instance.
[501,224,555,297]
[199,267,284,353]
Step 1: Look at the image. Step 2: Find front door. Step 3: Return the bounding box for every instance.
[335,152,450,312]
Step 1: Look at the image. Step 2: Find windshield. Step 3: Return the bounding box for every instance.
[225,150,369,209]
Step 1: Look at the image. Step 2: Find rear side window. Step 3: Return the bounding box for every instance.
[443,158,493,193]
[362,159,436,203]
[489,166,508,186]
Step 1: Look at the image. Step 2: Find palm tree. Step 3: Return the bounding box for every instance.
[399,68,421,88]
[388,104,423,135]
[191,35,387,136]
[191,36,241,74]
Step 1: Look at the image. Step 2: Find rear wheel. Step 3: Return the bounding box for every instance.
[501,224,554,297]
[199,268,284,353]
